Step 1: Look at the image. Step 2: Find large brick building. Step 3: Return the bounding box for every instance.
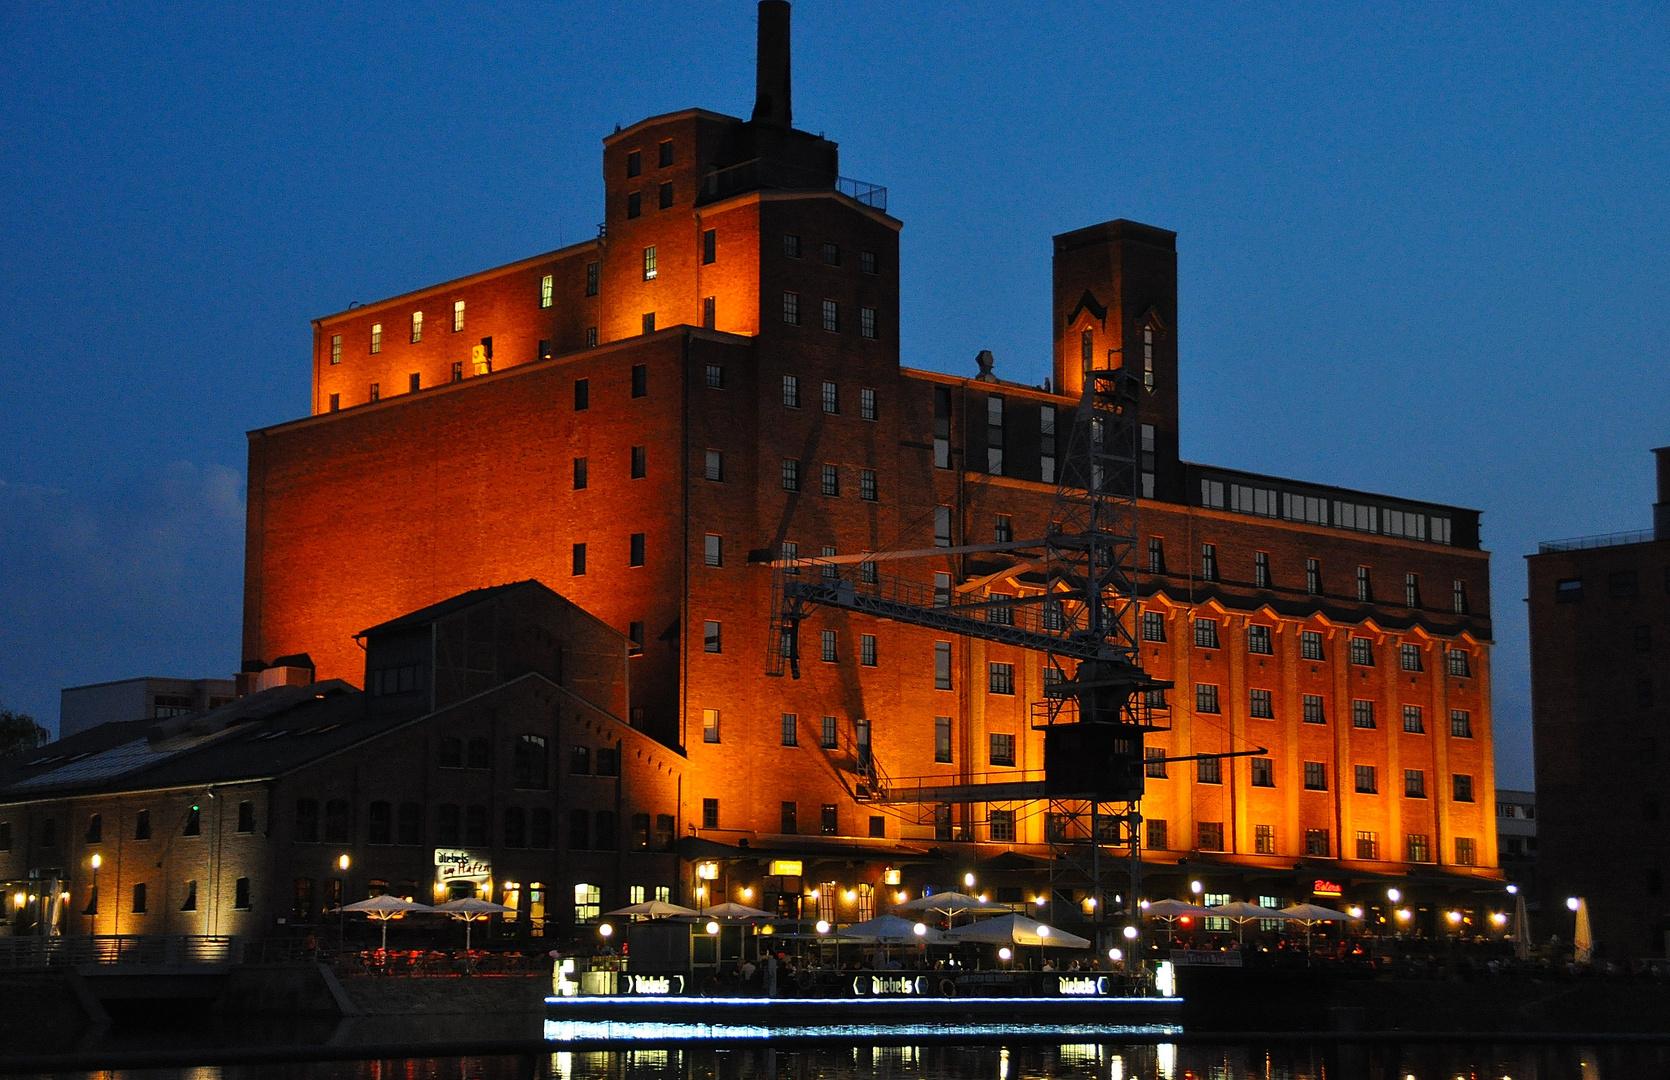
[1529,447,1670,958]
[240,2,1501,934]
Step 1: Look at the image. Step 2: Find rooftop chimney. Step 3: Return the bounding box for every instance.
[752,1,792,128]
[1654,446,1670,540]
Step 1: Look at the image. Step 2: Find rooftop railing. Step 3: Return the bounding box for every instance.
[700,159,887,211]
[1538,528,1658,554]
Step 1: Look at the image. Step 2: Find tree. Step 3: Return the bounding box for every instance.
[0,705,50,760]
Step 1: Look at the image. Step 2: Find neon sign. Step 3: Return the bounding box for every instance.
[1312,879,1343,897]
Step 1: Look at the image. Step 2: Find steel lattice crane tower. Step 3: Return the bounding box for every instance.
[768,366,1180,944]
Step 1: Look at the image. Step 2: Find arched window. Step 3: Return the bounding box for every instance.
[513,734,549,789]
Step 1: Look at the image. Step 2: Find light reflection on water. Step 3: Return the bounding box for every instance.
[48,1042,1670,1080]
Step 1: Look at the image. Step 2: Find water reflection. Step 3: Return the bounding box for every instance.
[37,1042,1670,1080]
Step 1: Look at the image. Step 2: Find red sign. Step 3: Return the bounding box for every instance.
[1313,879,1343,897]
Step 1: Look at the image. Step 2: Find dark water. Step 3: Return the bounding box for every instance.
[33,1042,1670,1080]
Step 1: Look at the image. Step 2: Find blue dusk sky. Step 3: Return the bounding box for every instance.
[2,2,1667,788]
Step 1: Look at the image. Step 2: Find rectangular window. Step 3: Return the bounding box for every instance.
[1306,558,1321,595]
[1405,573,1421,608]
[935,716,953,763]
[779,802,797,835]
[1142,611,1166,642]
[409,372,421,393]
[368,323,383,354]
[234,878,250,910]
[1144,746,1167,778]
[630,445,647,479]
[1198,822,1225,851]
[783,374,800,407]
[856,468,877,501]
[821,715,838,749]
[861,634,877,666]
[643,246,657,280]
[1356,832,1379,860]
[1146,818,1168,850]
[1403,705,1425,733]
[538,274,553,308]
[1349,637,1374,665]
[1194,618,1220,649]
[1251,757,1274,787]
[1356,565,1372,601]
[574,378,589,410]
[990,732,1016,767]
[1453,579,1468,614]
[822,299,839,332]
[571,543,586,575]
[820,463,839,497]
[452,300,465,332]
[704,449,723,482]
[1250,688,1274,719]
[703,620,722,654]
[989,663,1014,695]
[819,629,837,663]
[1255,824,1276,854]
[783,234,801,258]
[989,809,1016,842]
[856,306,877,340]
[1447,649,1471,677]
[821,805,839,836]
[1453,774,1474,802]
[782,291,800,325]
[1405,769,1426,798]
[626,149,641,177]
[1146,538,1166,576]
[1355,765,1377,793]
[780,713,798,747]
[1306,829,1331,857]
[641,312,656,335]
[935,642,953,690]
[658,181,673,209]
[1197,756,1222,784]
[781,458,800,492]
[701,228,716,264]
[629,532,645,566]
[1303,761,1327,790]
[1195,683,1221,714]
[1450,710,1473,738]
[933,387,952,468]
[1201,543,1218,581]
[702,708,720,744]
[1455,837,1477,865]
[1299,630,1323,662]
[369,382,380,403]
[1247,624,1272,654]
[585,262,599,296]
[859,249,877,274]
[1352,700,1375,729]
[330,334,342,364]
[1253,550,1270,588]
[1400,643,1423,671]
[627,192,641,218]
[328,393,339,412]
[1406,833,1431,862]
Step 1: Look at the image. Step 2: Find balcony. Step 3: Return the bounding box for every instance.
[699,158,887,212]
[1537,528,1657,554]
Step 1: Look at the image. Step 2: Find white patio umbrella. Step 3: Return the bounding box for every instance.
[342,894,433,953]
[1144,899,1218,919]
[834,913,943,944]
[1510,892,1531,961]
[702,901,773,919]
[433,896,513,953]
[891,891,1009,922]
[1278,902,1360,953]
[942,913,1090,949]
[1206,900,1294,941]
[604,899,702,920]
[1574,899,1593,965]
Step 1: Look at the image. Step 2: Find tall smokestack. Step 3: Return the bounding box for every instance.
[752,1,792,128]
[1654,446,1670,540]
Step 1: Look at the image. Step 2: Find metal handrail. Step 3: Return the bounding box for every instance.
[1538,528,1657,553]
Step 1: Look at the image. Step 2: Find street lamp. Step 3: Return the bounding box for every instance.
[89,854,101,936]
[964,872,976,889]
[338,854,351,950]
[1566,896,1581,912]
[1189,880,1202,895]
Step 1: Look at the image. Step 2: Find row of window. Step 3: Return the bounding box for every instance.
[1154,755,1477,800]
[780,293,879,338]
[1199,476,1455,547]
[1139,820,1477,865]
[2,804,230,852]
[1165,541,1470,613]
[1555,568,1670,602]
[695,796,887,838]
[776,459,880,500]
[83,878,240,916]
[1155,616,1472,675]
[780,377,880,419]
[781,233,880,276]
[289,798,670,851]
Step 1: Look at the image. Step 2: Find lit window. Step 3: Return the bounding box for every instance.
[540,275,553,308]
[453,300,465,332]
[411,311,423,342]
[643,246,657,280]
[703,709,720,744]
[330,334,341,364]
[370,324,381,353]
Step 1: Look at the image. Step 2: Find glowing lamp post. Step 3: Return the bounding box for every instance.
[88,854,102,936]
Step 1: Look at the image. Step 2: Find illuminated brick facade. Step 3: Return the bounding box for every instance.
[243,2,1499,926]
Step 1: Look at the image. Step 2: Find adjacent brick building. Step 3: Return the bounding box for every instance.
[1529,447,1670,957]
[237,2,1500,934]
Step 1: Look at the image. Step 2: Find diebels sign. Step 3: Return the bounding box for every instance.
[621,974,685,996]
[1054,975,1108,996]
[435,849,492,879]
[1312,879,1343,898]
[852,975,930,996]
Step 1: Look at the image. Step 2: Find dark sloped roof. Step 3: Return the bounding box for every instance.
[355,581,543,637]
